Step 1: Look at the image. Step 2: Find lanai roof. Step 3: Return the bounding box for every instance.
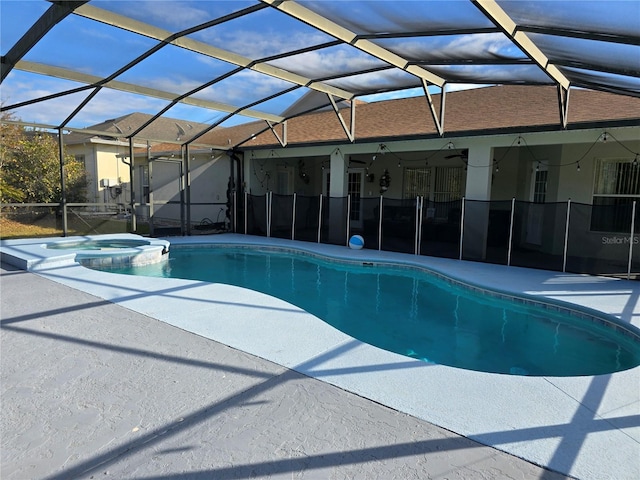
[2,1,639,148]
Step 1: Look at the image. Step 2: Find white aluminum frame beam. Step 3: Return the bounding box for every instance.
[262,0,448,135]
[14,60,285,124]
[471,0,571,91]
[74,4,354,102]
[471,0,572,128]
[328,95,355,143]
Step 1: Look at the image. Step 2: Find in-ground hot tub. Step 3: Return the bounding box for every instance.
[44,235,170,269]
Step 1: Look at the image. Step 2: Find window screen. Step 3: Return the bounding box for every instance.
[434,167,464,203]
[403,168,431,198]
[591,158,640,232]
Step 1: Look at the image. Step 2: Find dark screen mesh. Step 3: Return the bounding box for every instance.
[271,193,293,240]
[485,200,512,265]
[238,194,640,279]
[510,201,566,272]
[632,204,640,278]
[420,199,461,259]
[321,196,348,246]
[566,202,633,275]
[379,198,416,254]
[461,200,490,262]
[359,197,382,250]
[294,194,320,243]
[245,194,267,237]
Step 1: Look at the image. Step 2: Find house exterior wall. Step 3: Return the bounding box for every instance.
[65,141,132,209]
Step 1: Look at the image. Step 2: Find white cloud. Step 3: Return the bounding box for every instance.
[197,24,329,60]
[1,76,168,127]
[269,45,383,79]
[391,33,521,62]
[120,1,211,30]
[360,84,492,103]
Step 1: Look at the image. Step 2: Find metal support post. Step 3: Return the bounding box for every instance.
[57,128,68,236]
[459,197,465,260]
[627,200,636,280]
[267,191,272,237]
[562,199,571,272]
[244,191,248,235]
[317,194,323,243]
[128,138,136,232]
[292,192,297,240]
[415,196,422,255]
[232,190,237,233]
[507,197,516,266]
[378,195,383,251]
[346,194,351,246]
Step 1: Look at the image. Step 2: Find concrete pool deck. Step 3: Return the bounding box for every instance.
[1,233,639,479]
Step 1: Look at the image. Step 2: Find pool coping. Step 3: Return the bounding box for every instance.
[173,241,640,347]
[2,233,639,479]
[0,233,169,270]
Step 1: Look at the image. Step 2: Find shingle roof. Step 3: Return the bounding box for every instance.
[65,113,213,145]
[198,85,639,150]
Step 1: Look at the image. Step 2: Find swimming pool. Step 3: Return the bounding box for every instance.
[98,245,640,377]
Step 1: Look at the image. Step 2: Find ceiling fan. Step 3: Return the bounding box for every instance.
[445,149,468,161]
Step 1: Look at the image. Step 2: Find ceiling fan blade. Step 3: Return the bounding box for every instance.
[445,149,468,160]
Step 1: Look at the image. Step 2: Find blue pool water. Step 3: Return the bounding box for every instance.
[47,239,150,250]
[100,246,640,376]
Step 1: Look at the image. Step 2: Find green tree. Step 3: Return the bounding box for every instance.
[1,113,87,203]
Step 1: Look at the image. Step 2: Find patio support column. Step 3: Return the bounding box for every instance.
[462,144,493,260]
[329,148,348,244]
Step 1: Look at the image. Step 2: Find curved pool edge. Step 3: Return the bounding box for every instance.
[2,233,639,480]
[171,239,640,349]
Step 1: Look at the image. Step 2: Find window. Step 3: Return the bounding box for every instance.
[433,167,463,203]
[403,168,431,199]
[275,167,292,195]
[140,165,149,204]
[404,167,463,201]
[532,169,548,203]
[404,166,463,221]
[591,158,640,232]
[348,170,363,221]
[74,154,86,168]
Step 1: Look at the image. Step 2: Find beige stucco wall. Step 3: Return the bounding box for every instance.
[65,140,131,208]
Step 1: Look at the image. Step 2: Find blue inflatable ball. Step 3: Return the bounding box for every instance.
[349,235,364,250]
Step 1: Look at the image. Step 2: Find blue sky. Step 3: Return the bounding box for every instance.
[0,0,492,129]
[1,0,637,130]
